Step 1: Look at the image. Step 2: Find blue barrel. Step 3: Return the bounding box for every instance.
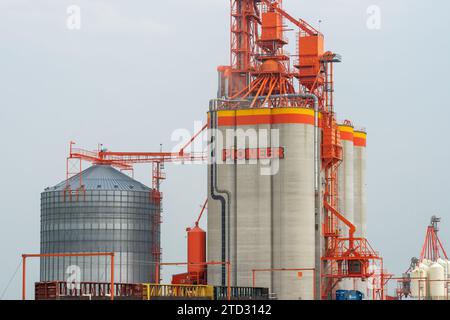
[346,290,364,300]
[336,290,347,300]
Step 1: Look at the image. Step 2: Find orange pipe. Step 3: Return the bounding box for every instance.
[261,77,278,107]
[179,124,208,156]
[195,199,208,225]
[250,77,269,108]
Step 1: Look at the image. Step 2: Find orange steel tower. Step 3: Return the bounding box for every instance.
[213,0,388,299]
[228,0,261,96]
[420,216,448,262]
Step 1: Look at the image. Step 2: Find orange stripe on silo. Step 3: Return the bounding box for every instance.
[218,114,315,126]
[215,108,316,127]
[338,126,354,142]
[353,138,366,147]
[272,113,315,125]
[236,114,272,125]
[339,131,354,141]
[353,131,367,147]
[218,116,236,126]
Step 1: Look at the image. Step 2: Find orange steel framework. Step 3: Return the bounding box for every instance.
[219,0,389,300]
[229,0,260,96]
[21,252,115,301]
[420,216,448,262]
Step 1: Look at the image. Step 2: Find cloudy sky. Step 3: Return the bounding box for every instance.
[0,0,449,299]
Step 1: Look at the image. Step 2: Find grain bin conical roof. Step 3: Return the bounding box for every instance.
[49,164,150,191]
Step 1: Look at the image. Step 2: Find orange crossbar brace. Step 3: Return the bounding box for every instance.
[21,252,115,301]
[179,124,208,156]
[324,201,356,239]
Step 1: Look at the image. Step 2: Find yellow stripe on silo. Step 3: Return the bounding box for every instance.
[353,131,367,147]
[338,125,354,142]
[214,107,319,127]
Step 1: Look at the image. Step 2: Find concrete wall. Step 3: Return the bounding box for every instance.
[207,108,316,300]
[354,140,367,238]
[271,123,315,300]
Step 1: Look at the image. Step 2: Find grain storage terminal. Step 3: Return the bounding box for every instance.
[15,0,448,301]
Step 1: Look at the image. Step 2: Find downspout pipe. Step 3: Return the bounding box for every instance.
[209,101,231,287]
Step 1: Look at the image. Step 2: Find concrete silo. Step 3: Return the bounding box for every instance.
[353,130,368,296]
[353,130,367,238]
[207,105,316,300]
[40,164,159,284]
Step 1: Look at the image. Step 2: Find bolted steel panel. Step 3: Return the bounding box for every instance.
[40,165,158,284]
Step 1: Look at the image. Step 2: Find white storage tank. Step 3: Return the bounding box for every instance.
[437,258,449,277]
[423,259,432,267]
[410,266,427,299]
[446,260,450,280]
[429,262,446,300]
[437,258,450,280]
[419,262,430,278]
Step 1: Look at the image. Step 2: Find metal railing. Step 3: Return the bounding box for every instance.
[142,284,214,300]
[214,286,270,300]
[35,281,142,300]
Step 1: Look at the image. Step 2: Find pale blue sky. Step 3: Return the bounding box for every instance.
[0,0,449,299]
